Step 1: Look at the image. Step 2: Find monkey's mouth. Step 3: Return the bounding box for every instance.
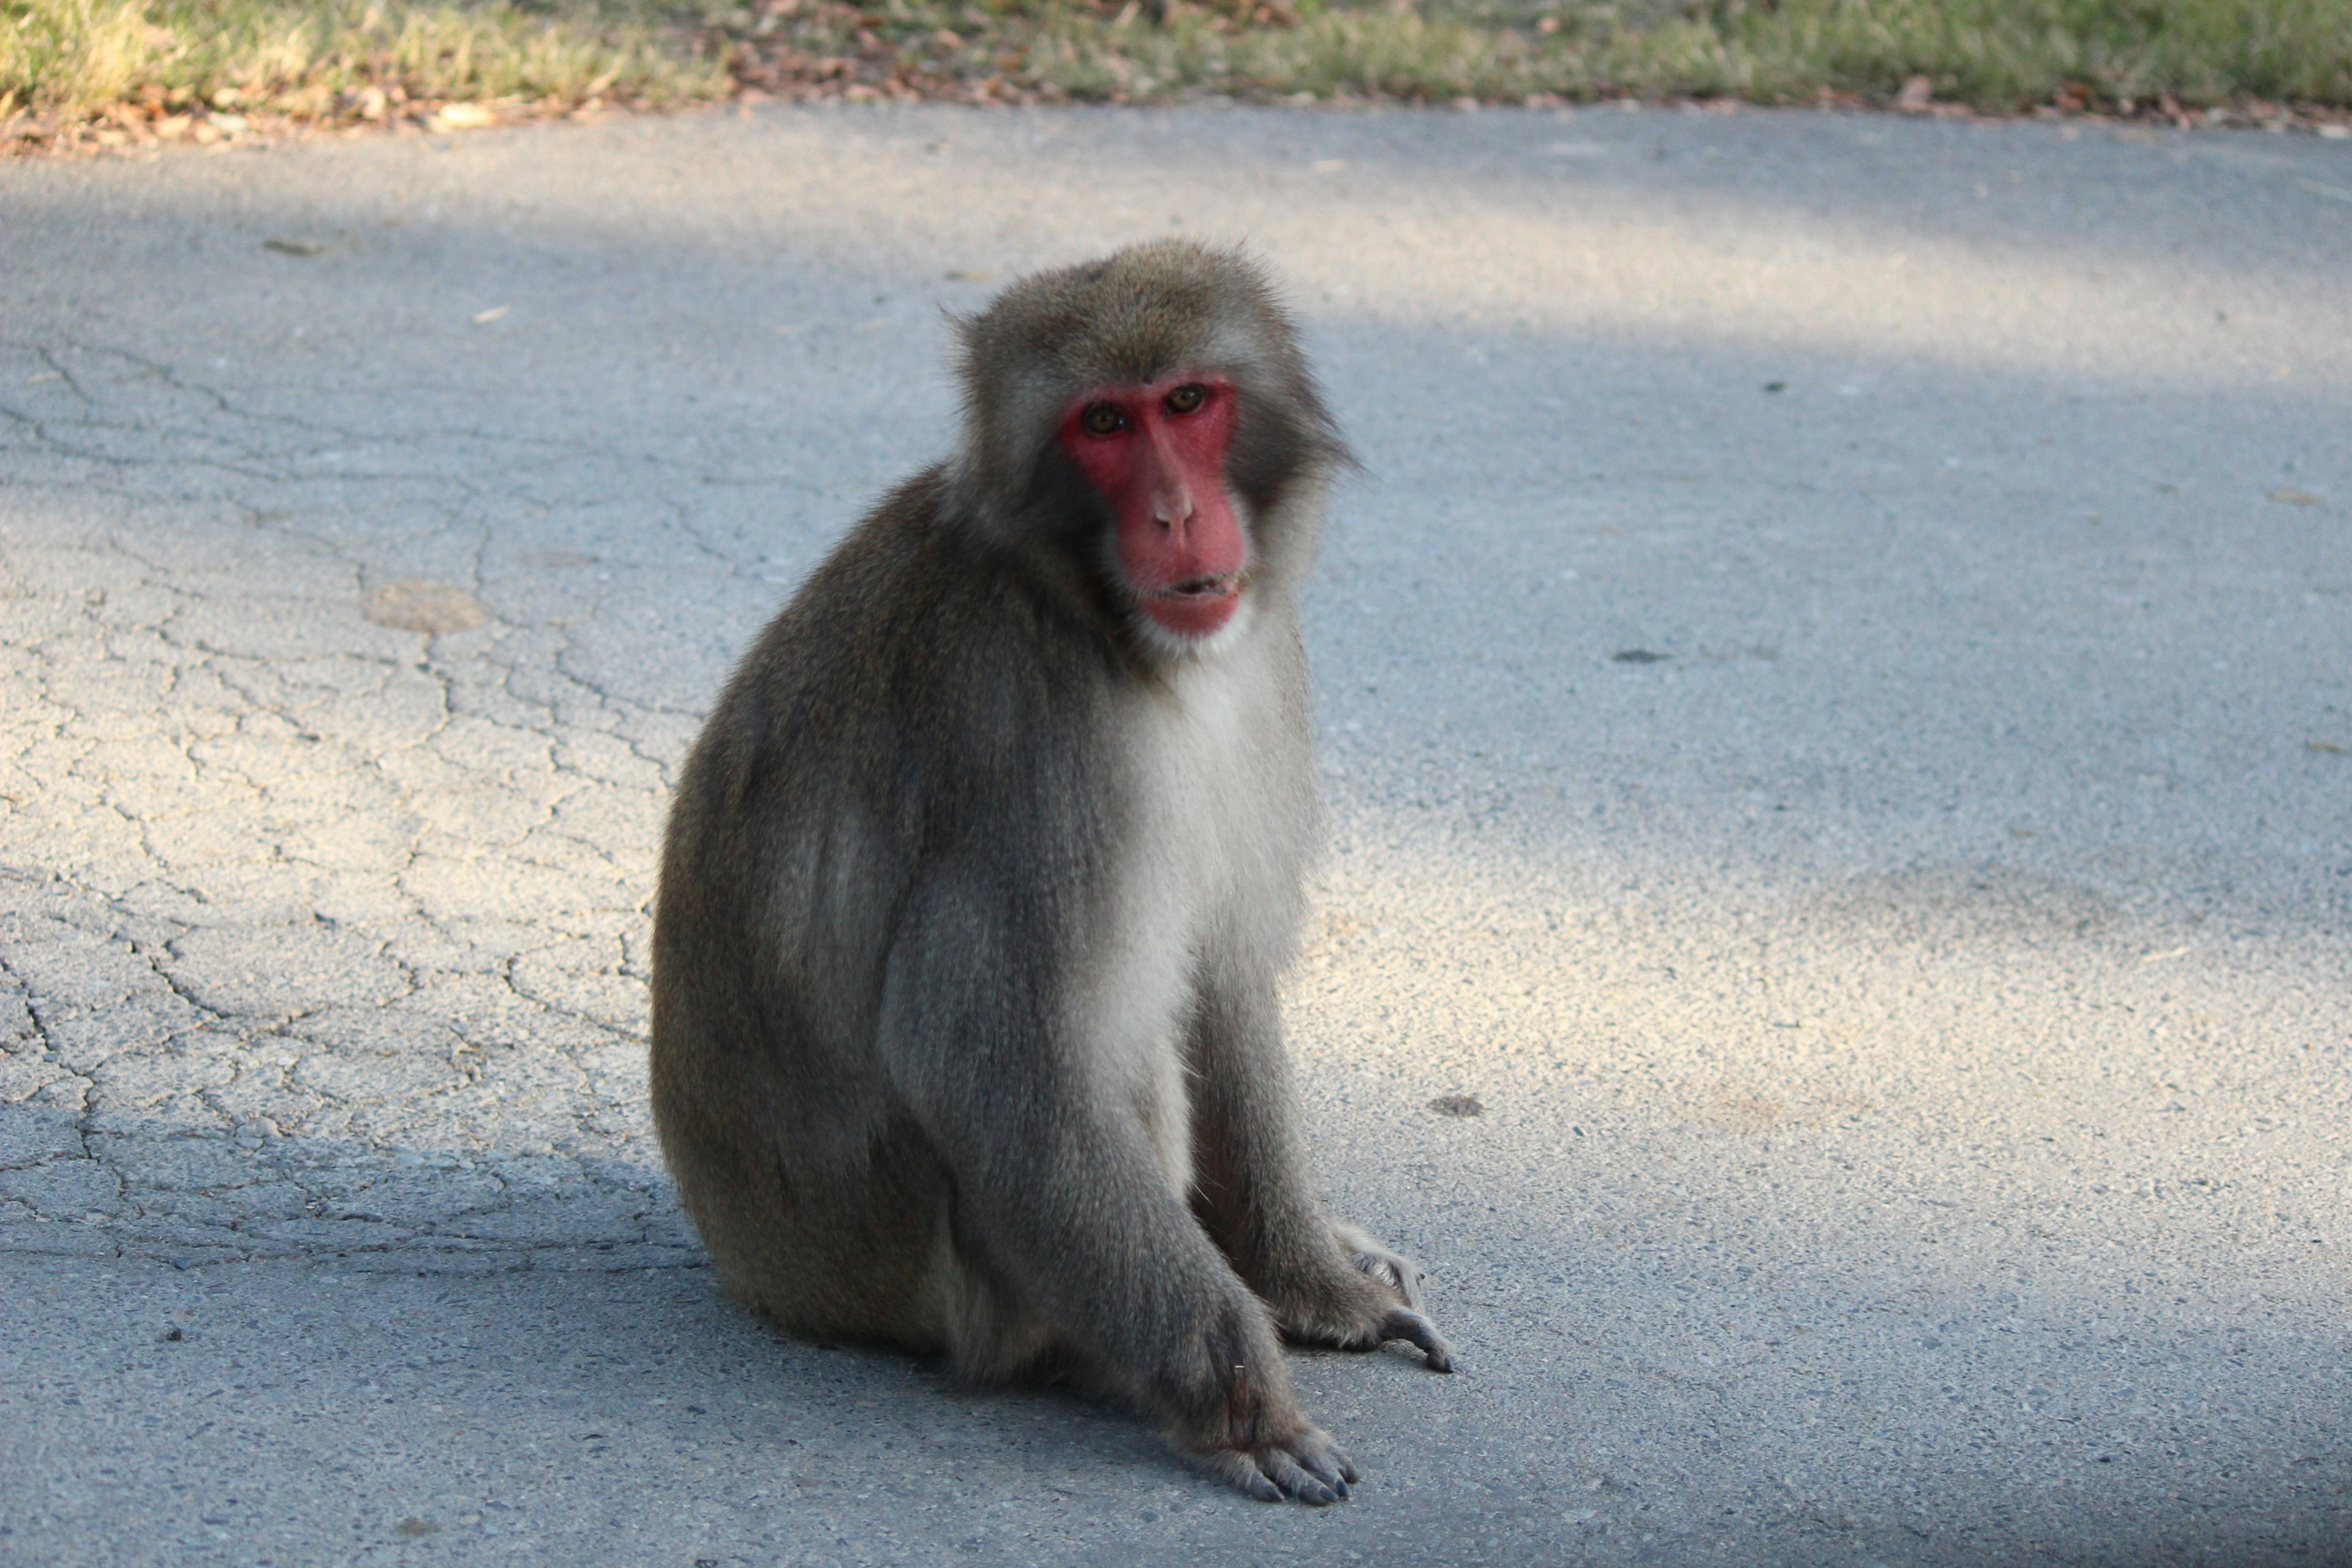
[1156,573,1240,601]
[1140,574,1243,636]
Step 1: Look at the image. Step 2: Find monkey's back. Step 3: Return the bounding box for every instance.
[649,470,1129,1344]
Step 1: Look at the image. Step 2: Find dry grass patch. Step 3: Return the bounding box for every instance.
[7,0,2348,151]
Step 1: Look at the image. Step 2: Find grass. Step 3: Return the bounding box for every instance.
[0,0,733,140]
[7,0,2348,150]
[755,0,2352,113]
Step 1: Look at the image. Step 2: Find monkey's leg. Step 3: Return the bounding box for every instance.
[1186,971,1455,1373]
[653,1050,956,1354]
[881,891,1355,1503]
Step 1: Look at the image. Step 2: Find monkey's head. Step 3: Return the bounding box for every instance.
[952,243,1350,652]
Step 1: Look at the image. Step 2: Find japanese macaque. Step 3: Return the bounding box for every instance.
[649,241,1451,1504]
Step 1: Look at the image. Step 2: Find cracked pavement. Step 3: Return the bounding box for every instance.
[1,104,2349,1566]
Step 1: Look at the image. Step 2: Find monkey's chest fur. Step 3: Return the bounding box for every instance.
[1079,625,1317,1205]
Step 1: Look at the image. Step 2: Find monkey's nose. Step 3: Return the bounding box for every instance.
[1152,487,1196,527]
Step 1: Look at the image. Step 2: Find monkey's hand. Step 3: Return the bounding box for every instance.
[1267,1221,1456,1373]
[1193,1425,1359,1506]
[1160,1299,1359,1504]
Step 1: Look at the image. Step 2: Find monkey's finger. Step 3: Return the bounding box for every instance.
[1294,1427,1361,1488]
[1381,1307,1456,1373]
[1291,1437,1357,1496]
[1198,1448,1285,1503]
[1256,1445,1344,1506]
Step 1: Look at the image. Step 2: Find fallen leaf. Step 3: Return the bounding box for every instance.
[434,104,495,130]
[1312,159,1347,172]
[363,581,488,633]
[1611,649,1670,664]
[944,270,993,282]
[473,306,510,324]
[2266,488,2322,505]
[2310,740,2347,755]
[265,238,328,257]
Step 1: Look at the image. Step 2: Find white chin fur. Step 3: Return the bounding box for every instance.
[1134,590,1259,663]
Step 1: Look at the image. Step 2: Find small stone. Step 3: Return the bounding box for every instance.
[1430,1094,1484,1118]
[361,582,489,634]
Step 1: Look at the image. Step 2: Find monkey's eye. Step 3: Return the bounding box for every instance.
[1080,402,1126,437]
[1164,384,1207,416]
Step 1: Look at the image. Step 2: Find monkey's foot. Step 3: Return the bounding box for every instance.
[1194,1427,1358,1505]
[1274,1290,1457,1371]
[1335,1224,1427,1310]
[1305,1222,1453,1370]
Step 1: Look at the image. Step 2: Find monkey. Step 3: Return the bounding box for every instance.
[649,241,1452,1506]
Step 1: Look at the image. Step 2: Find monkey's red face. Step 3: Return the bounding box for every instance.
[1057,375,1246,640]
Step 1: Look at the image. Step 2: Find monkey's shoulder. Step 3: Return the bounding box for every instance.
[772,471,1109,712]
[693,469,1115,831]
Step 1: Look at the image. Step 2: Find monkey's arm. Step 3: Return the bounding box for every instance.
[1186,970,1455,1371]
[876,876,1359,1504]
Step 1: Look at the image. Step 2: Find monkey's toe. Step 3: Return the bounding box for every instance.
[1381,1306,1455,1372]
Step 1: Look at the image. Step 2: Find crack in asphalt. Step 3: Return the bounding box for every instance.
[1,330,704,1274]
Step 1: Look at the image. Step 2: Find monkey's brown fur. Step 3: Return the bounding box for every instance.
[650,242,1451,1505]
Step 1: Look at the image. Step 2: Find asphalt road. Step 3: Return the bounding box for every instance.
[1,102,2348,1568]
